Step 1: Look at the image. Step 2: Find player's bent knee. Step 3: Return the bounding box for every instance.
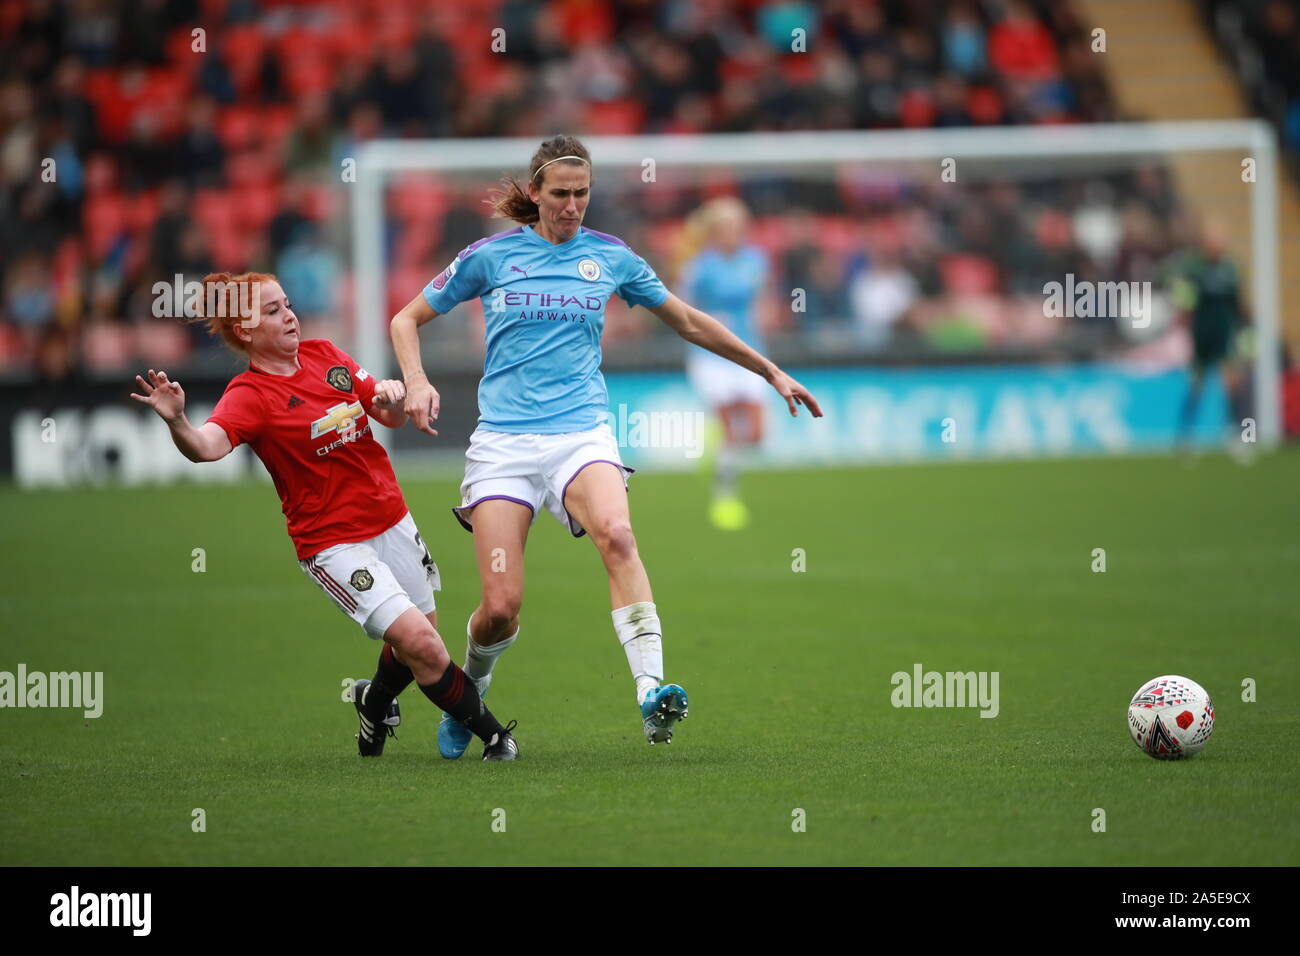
[480,592,523,631]
[593,520,637,563]
[384,612,448,672]
[411,632,449,674]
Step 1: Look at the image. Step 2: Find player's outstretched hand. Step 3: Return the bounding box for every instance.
[371,379,406,409]
[768,368,823,419]
[130,369,186,422]
[403,376,440,437]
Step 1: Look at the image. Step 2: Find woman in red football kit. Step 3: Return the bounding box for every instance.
[131,272,517,760]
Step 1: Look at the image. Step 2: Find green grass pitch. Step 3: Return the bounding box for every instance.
[2,450,1298,865]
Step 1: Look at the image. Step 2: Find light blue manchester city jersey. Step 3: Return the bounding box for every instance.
[423,224,669,433]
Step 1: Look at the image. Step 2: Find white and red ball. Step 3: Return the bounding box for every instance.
[1127,675,1215,760]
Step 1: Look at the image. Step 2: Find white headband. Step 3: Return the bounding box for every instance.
[532,154,590,181]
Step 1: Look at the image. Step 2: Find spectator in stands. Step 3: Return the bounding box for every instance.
[275,222,339,322]
[284,94,335,180]
[0,0,1131,375]
[988,0,1060,82]
[849,243,919,349]
[6,253,56,331]
[942,1,987,79]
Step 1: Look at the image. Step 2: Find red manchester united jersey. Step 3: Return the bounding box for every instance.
[207,339,408,559]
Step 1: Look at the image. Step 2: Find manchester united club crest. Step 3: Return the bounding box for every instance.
[350,568,374,592]
[326,365,353,393]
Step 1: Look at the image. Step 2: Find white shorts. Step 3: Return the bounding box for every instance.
[299,512,441,640]
[453,423,634,538]
[687,351,768,407]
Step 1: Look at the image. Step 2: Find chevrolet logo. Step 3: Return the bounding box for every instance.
[311,401,365,439]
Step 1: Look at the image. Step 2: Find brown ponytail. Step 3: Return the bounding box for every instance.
[487,134,592,224]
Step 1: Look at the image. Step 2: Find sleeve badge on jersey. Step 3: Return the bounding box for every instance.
[577,258,601,281]
[325,365,353,392]
[431,256,459,290]
[355,368,370,381]
[349,569,374,592]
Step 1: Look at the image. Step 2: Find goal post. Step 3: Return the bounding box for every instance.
[350,122,1282,448]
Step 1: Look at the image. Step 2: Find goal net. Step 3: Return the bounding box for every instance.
[348,123,1280,469]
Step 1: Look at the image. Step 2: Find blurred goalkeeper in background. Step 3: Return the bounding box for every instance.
[1166,221,1252,456]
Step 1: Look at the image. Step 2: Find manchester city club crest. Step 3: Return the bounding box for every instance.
[349,568,374,592]
[326,365,353,392]
[577,258,601,281]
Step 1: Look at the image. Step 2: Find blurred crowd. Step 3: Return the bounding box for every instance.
[0,0,1140,379]
[1203,0,1300,153]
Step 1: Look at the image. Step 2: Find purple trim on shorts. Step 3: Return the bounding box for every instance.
[560,459,636,538]
[451,495,536,534]
[581,227,631,250]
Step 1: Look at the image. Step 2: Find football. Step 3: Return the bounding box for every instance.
[1127,675,1215,760]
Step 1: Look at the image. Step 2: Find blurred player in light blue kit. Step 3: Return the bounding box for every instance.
[390,135,822,754]
[677,197,773,530]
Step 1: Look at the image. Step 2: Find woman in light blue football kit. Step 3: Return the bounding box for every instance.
[390,135,822,755]
[678,197,772,531]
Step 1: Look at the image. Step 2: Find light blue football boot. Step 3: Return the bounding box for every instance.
[640,683,689,745]
[437,684,486,759]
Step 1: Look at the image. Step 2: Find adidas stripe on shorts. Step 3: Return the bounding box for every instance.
[299,511,440,639]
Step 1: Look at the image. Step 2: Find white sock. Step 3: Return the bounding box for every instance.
[715,443,739,498]
[612,601,663,703]
[464,615,517,697]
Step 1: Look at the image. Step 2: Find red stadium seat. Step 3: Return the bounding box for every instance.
[209,225,252,272]
[813,216,861,256]
[779,53,817,86]
[583,99,645,135]
[194,188,237,231]
[220,24,268,97]
[0,320,30,369]
[84,193,128,259]
[259,106,298,150]
[749,217,792,256]
[83,321,136,372]
[126,189,162,235]
[226,149,280,187]
[166,26,204,73]
[388,266,432,319]
[220,24,267,69]
[52,238,83,296]
[966,86,1004,125]
[940,254,1000,296]
[216,106,261,151]
[899,89,937,128]
[299,184,338,222]
[135,319,192,365]
[83,153,119,196]
[387,174,449,223]
[234,182,283,231]
[394,222,437,267]
[284,56,335,97]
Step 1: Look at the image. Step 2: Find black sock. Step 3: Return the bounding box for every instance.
[419,661,505,742]
[365,643,414,720]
